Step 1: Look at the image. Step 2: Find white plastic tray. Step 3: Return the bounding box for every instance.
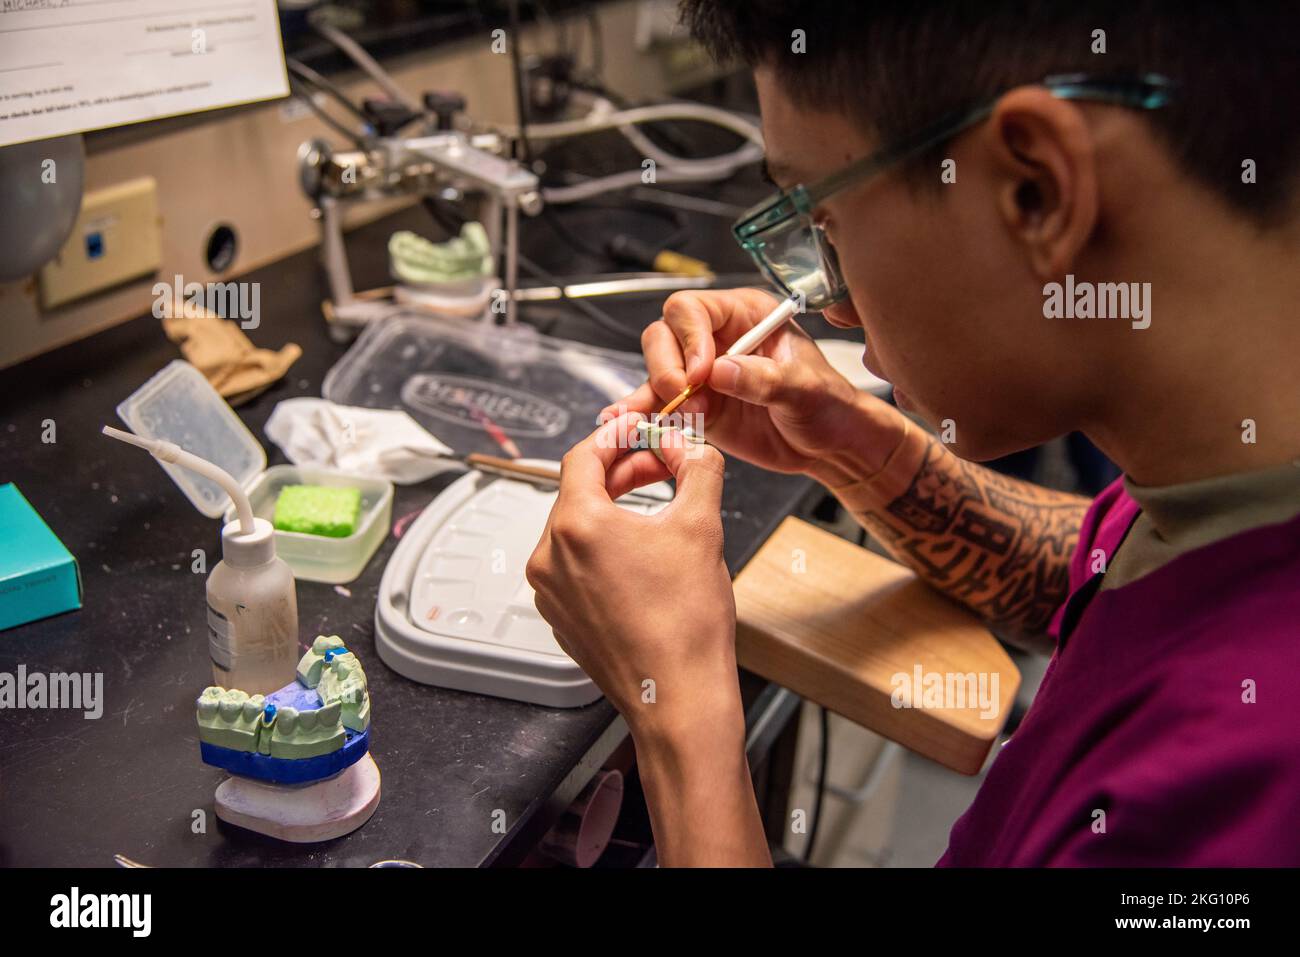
[375,467,669,707]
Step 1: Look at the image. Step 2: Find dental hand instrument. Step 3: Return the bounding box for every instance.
[656,294,801,418]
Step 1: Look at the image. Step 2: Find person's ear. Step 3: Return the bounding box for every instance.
[986,87,1099,279]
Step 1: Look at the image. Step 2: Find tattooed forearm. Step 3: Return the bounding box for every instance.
[851,438,1090,640]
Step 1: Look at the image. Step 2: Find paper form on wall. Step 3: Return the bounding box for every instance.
[0,0,289,148]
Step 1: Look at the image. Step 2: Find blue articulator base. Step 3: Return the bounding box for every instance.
[201,727,370,785]
[199,679,370,785]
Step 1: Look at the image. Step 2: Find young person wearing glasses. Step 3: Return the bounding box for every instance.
[525,1,1300,866]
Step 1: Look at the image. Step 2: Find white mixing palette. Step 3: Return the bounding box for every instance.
[376,467,670,706]
[410,479,566,656]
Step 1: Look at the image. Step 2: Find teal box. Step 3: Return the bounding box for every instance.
[0,484,82,631]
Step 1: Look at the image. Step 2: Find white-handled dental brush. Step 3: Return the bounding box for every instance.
[655,294,801,417]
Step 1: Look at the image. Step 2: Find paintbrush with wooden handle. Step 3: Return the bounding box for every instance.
[656,295,801,417]
[464,453,672,505]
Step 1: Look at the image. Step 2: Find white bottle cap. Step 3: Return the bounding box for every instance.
[221,517,277,567]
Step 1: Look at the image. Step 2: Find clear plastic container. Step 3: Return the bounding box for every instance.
[117,360,392,584]
[222,465,392,585]
[116,360,263,518]
[322,314,647,461]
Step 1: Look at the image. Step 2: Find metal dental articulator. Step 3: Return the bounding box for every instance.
[293,19,765,342]
[298,127,542,339]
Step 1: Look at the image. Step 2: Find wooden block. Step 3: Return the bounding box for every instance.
[734,517,1020,775]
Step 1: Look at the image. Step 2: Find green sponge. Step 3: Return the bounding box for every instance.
[273,485,362,538]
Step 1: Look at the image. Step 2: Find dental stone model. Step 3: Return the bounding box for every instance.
[388,222,492,286]
[195,634,381,842]
[196,688,265,751]
[318,654,370,732]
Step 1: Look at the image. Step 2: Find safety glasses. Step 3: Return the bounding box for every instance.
[732,73,1174,311]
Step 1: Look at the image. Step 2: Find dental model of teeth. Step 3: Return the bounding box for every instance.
[196,688,266,752]
[317,655,371,733]
[197,635,382,842]
[195,634,372,783]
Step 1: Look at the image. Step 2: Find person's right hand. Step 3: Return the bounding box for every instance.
[605,288,900,477]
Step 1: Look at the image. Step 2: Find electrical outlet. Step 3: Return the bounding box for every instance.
[39,177,161,310]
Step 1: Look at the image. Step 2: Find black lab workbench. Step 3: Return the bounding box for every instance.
[0,180,849,865]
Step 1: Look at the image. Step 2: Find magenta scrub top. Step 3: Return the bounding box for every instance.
[937,478,1300,866]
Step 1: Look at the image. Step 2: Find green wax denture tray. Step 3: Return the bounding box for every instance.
[274,484,363,538]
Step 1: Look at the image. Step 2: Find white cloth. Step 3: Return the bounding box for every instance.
[265,398,457,485]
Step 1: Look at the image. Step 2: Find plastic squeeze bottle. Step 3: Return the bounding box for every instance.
[103,426,298,694]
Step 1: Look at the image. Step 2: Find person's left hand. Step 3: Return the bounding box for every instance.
[526,413,743,746]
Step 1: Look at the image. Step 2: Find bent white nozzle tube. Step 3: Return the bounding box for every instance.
[101,426,256,534]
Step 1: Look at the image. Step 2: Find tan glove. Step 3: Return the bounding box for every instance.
[162,304,301,406]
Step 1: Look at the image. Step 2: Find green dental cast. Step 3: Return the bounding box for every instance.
[388,222,492,286]
[317,653,370,733]
[196,634,372,757]
[295,634,344,688]
[298,634,370,732]
[268,702,345,759]
[196,687,264,751]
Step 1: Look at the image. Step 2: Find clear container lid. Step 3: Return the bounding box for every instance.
[322,315,646,461]
[116,359,266,518]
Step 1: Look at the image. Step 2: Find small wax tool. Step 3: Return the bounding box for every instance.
[656,295,801,417]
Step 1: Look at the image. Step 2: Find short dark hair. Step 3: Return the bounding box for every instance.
[679,0,1299,225]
